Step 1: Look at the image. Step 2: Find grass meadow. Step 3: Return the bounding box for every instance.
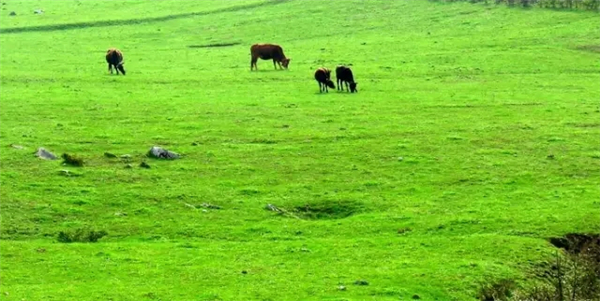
[0,0,599,300]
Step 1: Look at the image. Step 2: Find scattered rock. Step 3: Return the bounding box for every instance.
[148,146,179,159]
[114,212,127,216]
[265,203,282,213]
[338,285,346,291]
[201,209,208,213]
[36,248,46,253]
[412,294,421,299]
[191,142,199,146]
[61,153,84,166]
[36,147,57,160]
[241,270,248,274]
[140,162,151,168]
[9,11,15,16]
[124,164,133,169]
[547,154,555,160]
[33,9,43,14]
[201,203,221,210]
[397,157,404,161]
[59,169,81,177]
[10,144,24,149]
[104,152,117,158]
[120,154,132,159]
[354,280,369,286]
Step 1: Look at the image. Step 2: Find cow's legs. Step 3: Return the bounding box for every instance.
[345,82,349,92]
[108,64,113,74]
[250,58,257,71]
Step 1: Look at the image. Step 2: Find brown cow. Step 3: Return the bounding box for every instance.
[106,48,125,75]
[250,43,290,71]
[335,65,357,93]
[314,67,335,93]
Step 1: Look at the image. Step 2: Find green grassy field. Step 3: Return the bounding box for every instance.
[1,0,599,300]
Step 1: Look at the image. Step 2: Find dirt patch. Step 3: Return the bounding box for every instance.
[188,42,241,48]
[293,200,363,220]
[576,45,600,53]
[550,233,600,257]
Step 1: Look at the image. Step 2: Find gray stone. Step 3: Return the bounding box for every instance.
[265,204,282,212]
[10,144,24,149]
[201,203,221,210]
[104,152,117,158]
[36,147,57,160]
[148,146,179,159]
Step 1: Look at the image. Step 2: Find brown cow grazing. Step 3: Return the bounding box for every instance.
[314,67,335,93]
[335,65,357,93]
[106,48,125,75]
[250,43,290,71]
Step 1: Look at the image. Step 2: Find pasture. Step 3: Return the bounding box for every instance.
[0,0,599,300]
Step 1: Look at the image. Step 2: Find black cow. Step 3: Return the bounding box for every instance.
[314,67,335,93]
[106,48,125,75]
[335,65,357,93]
[250,43,291,71]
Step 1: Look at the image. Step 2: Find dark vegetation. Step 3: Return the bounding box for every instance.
[57,229,108,243]
[61,153,84,166]
[434,0,600,10]
[479,234,600,301]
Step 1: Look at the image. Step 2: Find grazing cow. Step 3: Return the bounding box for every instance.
[106,48,125,75]
[314,67,335,93]
[335,65,357,93]
[250,43,290,70]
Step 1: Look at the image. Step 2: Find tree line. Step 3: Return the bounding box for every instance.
[434,0,600,10]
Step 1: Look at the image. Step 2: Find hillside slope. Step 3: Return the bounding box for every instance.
[1,1,599,300]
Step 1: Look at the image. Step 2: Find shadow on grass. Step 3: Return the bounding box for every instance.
[188,42,242,48]
[0,0,291,34]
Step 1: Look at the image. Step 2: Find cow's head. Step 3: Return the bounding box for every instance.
[117,62,126,75]
[326,80,335,89]
[350,82,358,93]
[282,58,291,69]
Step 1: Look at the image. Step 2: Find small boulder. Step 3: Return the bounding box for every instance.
[9,11,16,16]
[354,280,369,286]
[36,147,57,160]
[140,162,151,169]
[10,144,24,149]
[201,203,221,210]
[104,152,117,158]
[33,9,43,14]
[148,146,179,159]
